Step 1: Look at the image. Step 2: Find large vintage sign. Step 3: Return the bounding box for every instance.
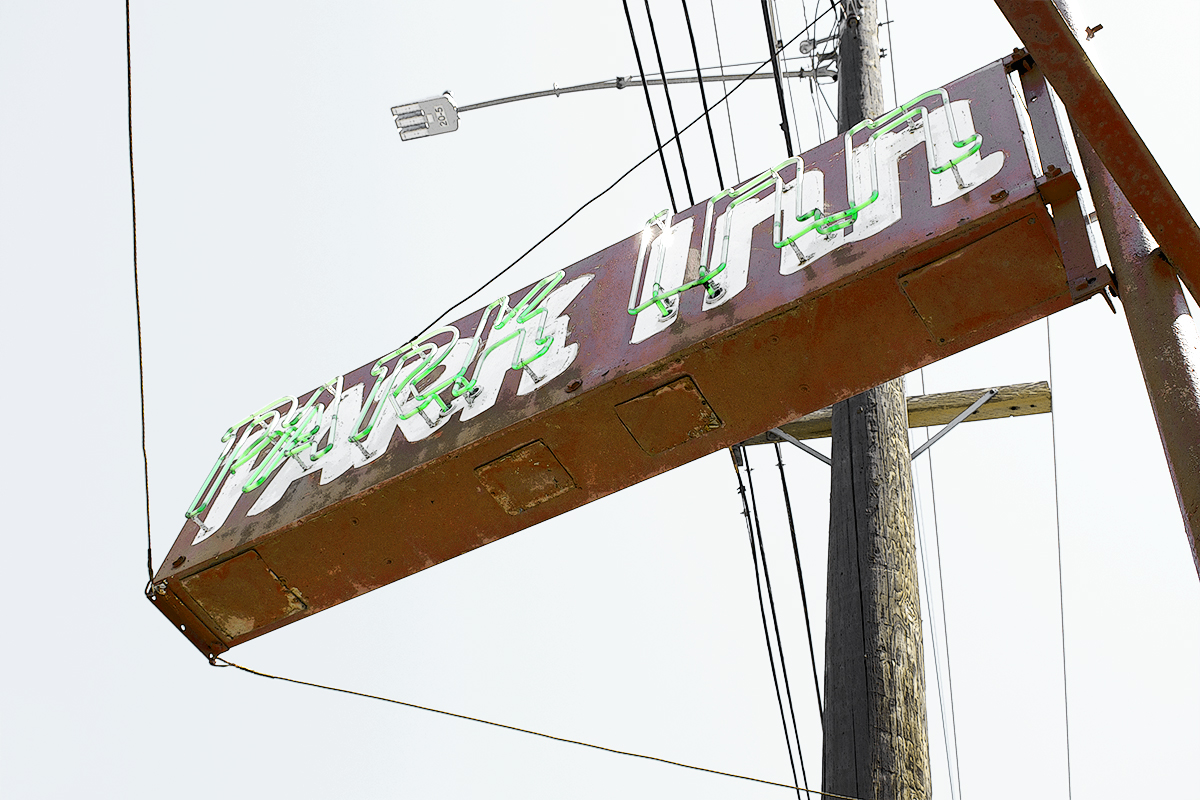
[150,55,1109,656]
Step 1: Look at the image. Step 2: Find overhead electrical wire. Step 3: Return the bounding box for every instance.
[1046,318,1075,800]
[681,0,725,190]
[400,3,836,351]
[708,0,742,183]
[656,57,790,77]
[911,444,962,800]
[732,448,810,800]
[643,0,696,206]
[881,0,899,109]
[213,656,868,799]
[773,443,824,724]
[924,447,964,800]
[817,6,840,131]
[743,445,815,800]
[773,0,806,154]
[910,363,966,800]
[761,0,796,158]
[622,0,678,212]
[818,83,838,129]
[801,0,826,143]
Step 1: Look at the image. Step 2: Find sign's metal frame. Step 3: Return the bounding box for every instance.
[992,0,1200,304]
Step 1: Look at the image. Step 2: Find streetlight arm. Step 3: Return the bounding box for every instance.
[456,67,836,113]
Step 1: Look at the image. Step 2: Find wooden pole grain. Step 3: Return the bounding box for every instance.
[823,3,933,799]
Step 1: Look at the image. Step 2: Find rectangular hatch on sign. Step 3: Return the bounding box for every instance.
[899,215,1066,346]
[615,377,724,455]
[180,550,307,640]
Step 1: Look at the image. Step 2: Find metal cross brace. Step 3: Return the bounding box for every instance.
[909,387,999,461]
[766,427,833,465]
[760,386,1000,466]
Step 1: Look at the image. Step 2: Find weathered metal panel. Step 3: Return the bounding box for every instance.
[150,59,1097,655]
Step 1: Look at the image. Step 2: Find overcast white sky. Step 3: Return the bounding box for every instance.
[2,1,1197,798]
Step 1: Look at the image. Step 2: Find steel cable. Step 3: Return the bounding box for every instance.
[126,0,153,587]
[213,655,867,799]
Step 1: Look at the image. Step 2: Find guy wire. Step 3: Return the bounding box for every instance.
[126,0,154,586]
[214,655,867,800]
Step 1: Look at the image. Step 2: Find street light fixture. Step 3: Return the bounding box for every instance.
[390,66,836,142]
[391,93,459,141]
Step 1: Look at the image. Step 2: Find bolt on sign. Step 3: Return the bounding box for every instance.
[151,55,1110,657]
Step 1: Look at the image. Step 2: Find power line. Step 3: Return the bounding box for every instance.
[801,0,827,143]
[925,447,964,800]
[817,80,838,130]
[126,0,153,586]
[761,0,796,158]
[643,0,695,207]
[744,446,814,800]
[1046,318,1075,800]
[402,3,836,349]
[622,0,678,212]
[213,656,868,799]
[882,0,899,108]
[681,0,725,190]
[911,446,961,800]
[708,0,742,183]
[773,442,824,725]
[910,367,964,800]
[773,0,806,153]
[732,448,809,800]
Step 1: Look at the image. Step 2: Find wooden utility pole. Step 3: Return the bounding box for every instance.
[822,2,933,799]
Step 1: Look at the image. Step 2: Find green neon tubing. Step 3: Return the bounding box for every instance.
[403,271,568,418]
[242,374,348,491]
[303,375,345,462]
[184,438,237,519]
[348,344,414,443]
[185,397,296,518]
[188,271,573,518]
[386,335,456,422]
[628,161,796,317]
[771,88,985,246]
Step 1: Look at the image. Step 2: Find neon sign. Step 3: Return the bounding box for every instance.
[184,271,593,543]
[628,87,1004,344]
[184,87,1004,543]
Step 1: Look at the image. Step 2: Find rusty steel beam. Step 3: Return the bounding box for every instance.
[992,0,1200,302]
[1074,128,1200,577]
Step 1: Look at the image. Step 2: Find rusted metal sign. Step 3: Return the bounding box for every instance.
[150,57,1108,657]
